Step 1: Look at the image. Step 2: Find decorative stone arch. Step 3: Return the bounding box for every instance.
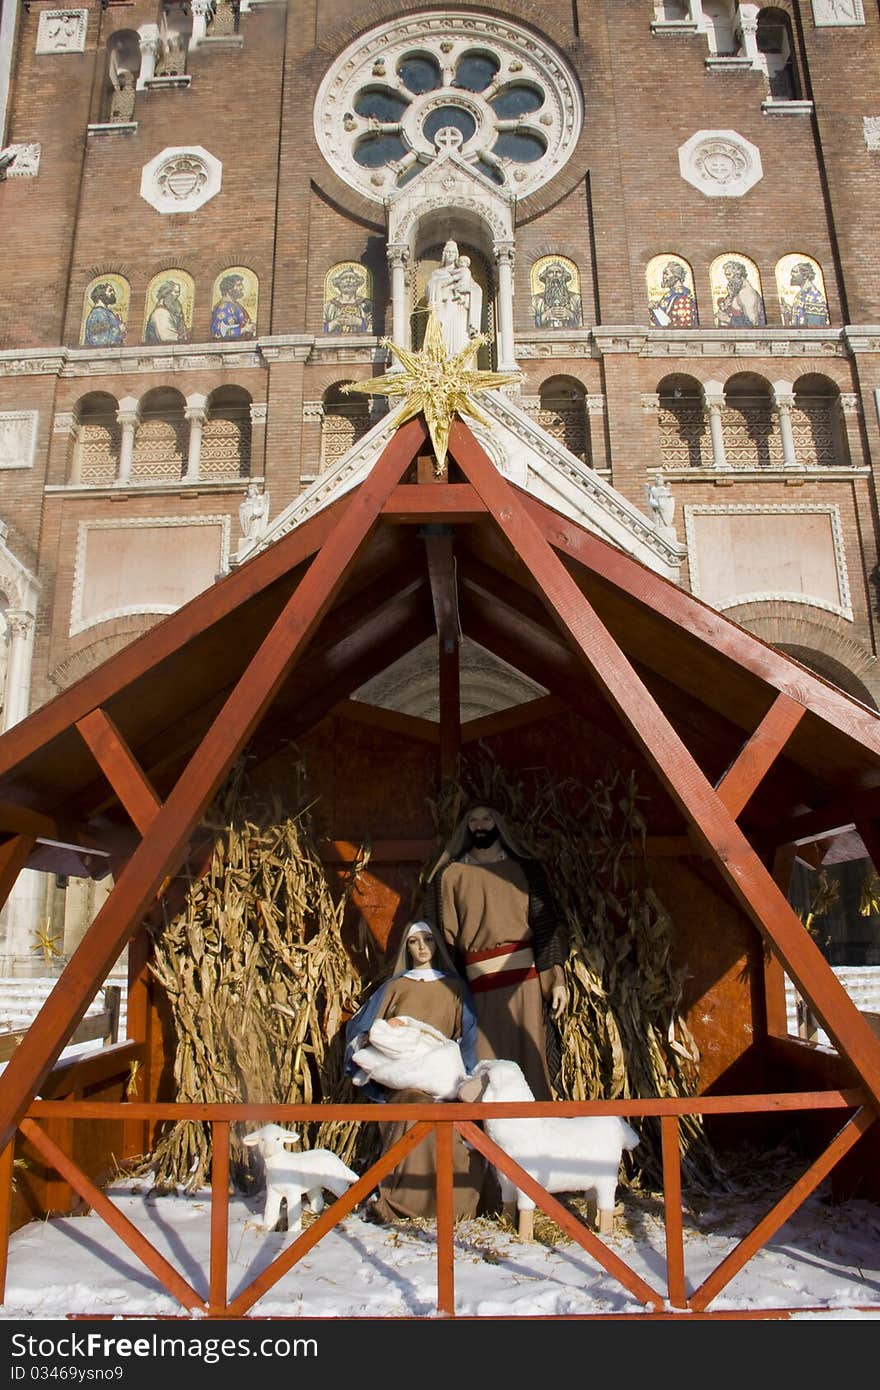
[656,373,711,471]
[722,369,778,469]
[790,371,849,469]
[202,386,253,481]
[320,380,372,474]
[521,373,591,466]
[47,616,159,694]
[132,386,187,482]
[723,599,880,709]
[68,391,122,485]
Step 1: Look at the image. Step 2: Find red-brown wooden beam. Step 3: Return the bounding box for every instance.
[423,530,460,649]
[0,496,352,779]
[438,635,461,782]
[75,708,163,837]
[0,835,36,915]
[515,488,880,760]
[764,844,797,1038]
[382,483,484,523]
[461,694,567,744]
[0,417,430,1151]
[330,698,439,745]
[715,693,806,820]
[448,418,880,1108]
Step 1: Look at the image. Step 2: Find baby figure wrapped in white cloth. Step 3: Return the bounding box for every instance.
[349,1014,467,1101]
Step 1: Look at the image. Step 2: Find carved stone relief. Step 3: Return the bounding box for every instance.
[678,130,763,198]
[0,413,38,470]
[36,10,87,54]
[811,1,865,25]
[140,146,222,214]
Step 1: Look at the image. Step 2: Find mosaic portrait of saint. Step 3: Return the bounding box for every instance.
[646,255,699,328]
[323,263,372,335]
[210,266,258,340]
[710,254,766,329]
[81,273,130,347]
[775,254,830,328]
[530,256,583,330]
[143,269,194,344]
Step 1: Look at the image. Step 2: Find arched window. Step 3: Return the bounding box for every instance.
[703,1,739,55]
[201,387,252,480]
[131,388,187,481]
[320,383,371,473]
[757,8,800,101]
[532,376,591,465]
[723,373,778,469]
[646,255,699,328]
[657,376,711,470]
[529,257,583,330]
[776,255,830,328]
[710,254,766,329]
[80,274,130,348]
[104,31,139,122]
[70,393,121,485]
[792,375,848,468]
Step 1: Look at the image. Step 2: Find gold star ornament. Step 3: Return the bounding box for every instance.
[341,310,521,474]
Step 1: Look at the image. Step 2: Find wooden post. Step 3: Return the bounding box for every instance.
[435,1121,455,1317]
[0,1140,14,1303]
[661,1115,686,1308]
[209,1120,230,1316]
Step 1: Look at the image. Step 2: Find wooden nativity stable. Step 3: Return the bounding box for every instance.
[0,411,878,1315]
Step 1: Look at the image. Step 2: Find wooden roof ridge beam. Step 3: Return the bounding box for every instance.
[715,693,806,820]
[422,529,460,651]
[447,418,880,1108]
[75,708,163,837]
[0,416,430,1149]
[382,482,484,523]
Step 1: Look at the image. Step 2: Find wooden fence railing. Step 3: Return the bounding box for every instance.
[0,1085,876,1320]
[0,986,121,1063]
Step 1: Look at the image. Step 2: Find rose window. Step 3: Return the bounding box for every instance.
[314,13,583,202]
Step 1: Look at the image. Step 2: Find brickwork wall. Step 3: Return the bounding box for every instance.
[0,0,879,712]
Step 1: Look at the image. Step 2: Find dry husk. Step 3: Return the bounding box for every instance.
[139,764,365,1192]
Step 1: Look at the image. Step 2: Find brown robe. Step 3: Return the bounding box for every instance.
[368,974,484,1223]
[438,856,554,1099]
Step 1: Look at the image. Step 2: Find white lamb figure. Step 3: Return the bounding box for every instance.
[241,1124,359,1233]
[350,1014,466,1101]
[457,1059,640,1241]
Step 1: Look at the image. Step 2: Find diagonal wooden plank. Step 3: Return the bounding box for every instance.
[75,708,163,837]
[448,418,880,1108]
[0,417,429,1150]
[715,693,806,819]
[226,1121,435,1317]
[20,1118,205,1312]
[455,1119,663,1308]
[689,1107,875,1311]
[0,495,350,780]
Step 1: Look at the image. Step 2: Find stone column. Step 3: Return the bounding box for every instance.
[301,401,324,483]
[735,3,761,65]
[494,243,517,372]
[184,393,208,481]
[688,0,706,23]
[190,0,214,50]
[386,244,410,354]
[136,25,160,88]
[249,400,268,480]
[116,397,139,483]
[586,394,609,471]
[53,411,78,484]
[772,382,799,469]
[3,611,34,733]
[839,392,863,468]
[702,383,730,470]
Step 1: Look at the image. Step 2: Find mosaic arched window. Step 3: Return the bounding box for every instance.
[210,267,258,340]
[646,255,699,328]
[313,13,583,200]
[710,254,766,329]
[530,257,582,330]
[80,274,130,347]
[323,263,373,335]
[142,270,194,344]
[775,255,830,328]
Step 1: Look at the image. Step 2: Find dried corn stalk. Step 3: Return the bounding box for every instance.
[138,765,365,1192]
[423,754,725,1192]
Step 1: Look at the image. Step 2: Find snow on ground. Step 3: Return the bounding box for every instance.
[2,1172,879,1322]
